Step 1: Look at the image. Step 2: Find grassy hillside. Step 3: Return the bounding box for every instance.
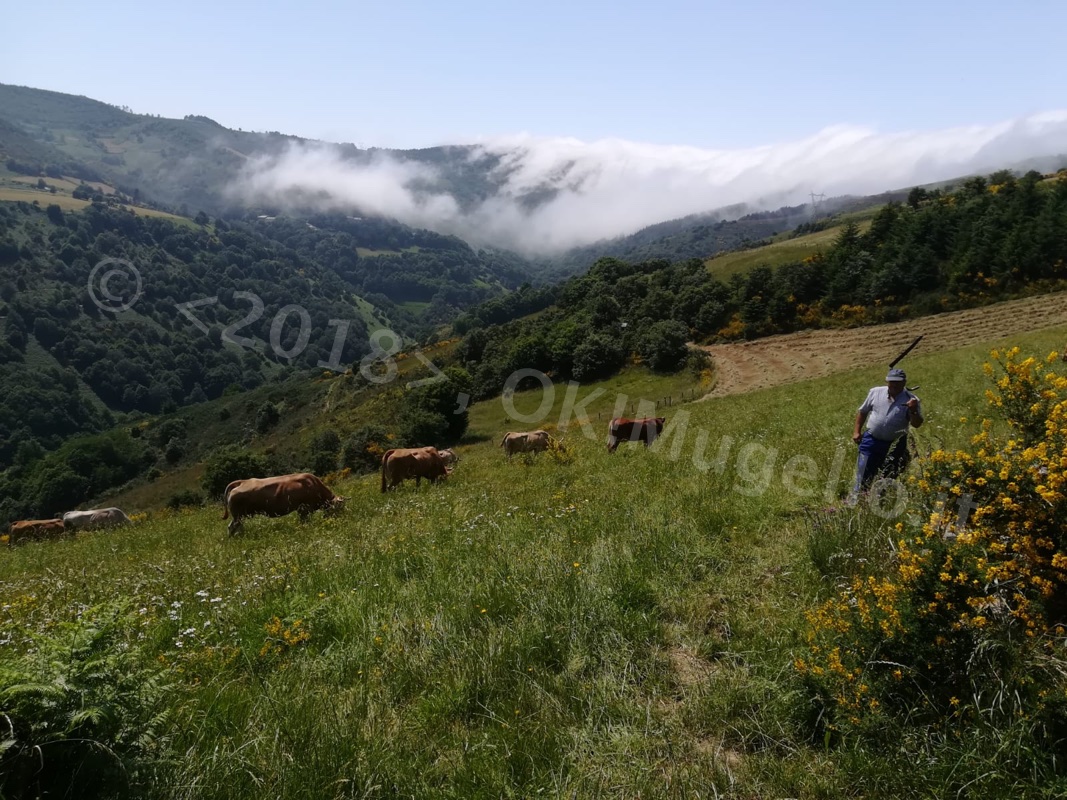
[0,184,195,222]
[3,324,1065,798]
[100,362,704,512]
[705,216,874,279]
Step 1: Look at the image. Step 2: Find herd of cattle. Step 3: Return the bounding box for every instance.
[6,417,666,543]
[6,507,133,544]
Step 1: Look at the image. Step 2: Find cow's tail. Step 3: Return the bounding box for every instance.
[499,434,507,448]
[380,450,393,493]
[221,480,242,518]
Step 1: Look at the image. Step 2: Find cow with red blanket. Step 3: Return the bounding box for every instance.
[607,417,666,453]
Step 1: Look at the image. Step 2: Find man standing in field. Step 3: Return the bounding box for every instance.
[850,368,923,498]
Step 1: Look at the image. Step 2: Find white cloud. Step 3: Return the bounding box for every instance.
[233,111,1067,253]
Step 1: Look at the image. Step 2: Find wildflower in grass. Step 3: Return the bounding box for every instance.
[259,615,311,659]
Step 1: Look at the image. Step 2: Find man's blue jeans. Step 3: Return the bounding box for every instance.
[854,431,909,494]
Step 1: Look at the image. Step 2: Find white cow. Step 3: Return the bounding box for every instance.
[62,507,133,530]
[500,430,552,458]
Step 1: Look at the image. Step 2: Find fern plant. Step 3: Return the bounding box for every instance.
[0,602,178,798]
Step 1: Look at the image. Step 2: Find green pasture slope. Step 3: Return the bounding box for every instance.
[705,215,875,280]
[3,326,1067,798]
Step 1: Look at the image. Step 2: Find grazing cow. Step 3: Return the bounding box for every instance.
[7,519,69,545]
[222,473,345,536]
[437,448,460,467]
[607,417,666,453]
[381,447,452,492]
[499,430,552,459]
[63,507,133,530]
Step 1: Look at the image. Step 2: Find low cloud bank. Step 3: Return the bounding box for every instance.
[234,111,1067,253]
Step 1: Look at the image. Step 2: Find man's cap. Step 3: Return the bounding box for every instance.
[886,368,906,382]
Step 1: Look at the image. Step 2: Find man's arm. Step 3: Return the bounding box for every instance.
[853,411,868,444]
[907,399,924,429]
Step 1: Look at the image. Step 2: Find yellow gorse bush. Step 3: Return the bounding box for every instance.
[800,348,1067,729]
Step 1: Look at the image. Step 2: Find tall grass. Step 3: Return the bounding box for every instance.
[2,326,1066,797]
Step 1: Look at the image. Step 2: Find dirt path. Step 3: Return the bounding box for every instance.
[699,292,1067,398]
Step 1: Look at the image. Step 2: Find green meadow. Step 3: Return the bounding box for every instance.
[3,325,1066,798]
[705,218,874,279]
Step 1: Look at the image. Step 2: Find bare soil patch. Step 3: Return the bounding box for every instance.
[700,292,1067,398]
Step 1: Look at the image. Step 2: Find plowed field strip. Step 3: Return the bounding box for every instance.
[699,292,1067,398]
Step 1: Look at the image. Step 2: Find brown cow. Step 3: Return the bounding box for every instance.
[7,519,69,545]
[607,417,666,453]
[222,473,345,536]
[380,447,451,492]
[500,430,552,458]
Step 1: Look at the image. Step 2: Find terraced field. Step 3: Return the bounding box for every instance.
[701,291,1067,397]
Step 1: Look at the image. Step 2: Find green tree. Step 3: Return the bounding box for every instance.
[307,430,341,475]
[402,367,473,444]
[255,402,280,433]
[340,425,391,474]
[572,334,625,382]
[638,320,690,372]
[201,446,270,499]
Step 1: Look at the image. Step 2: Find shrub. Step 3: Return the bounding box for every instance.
[340,425,391,474]
[401,366,472,444]
[398,407,448,448]
[167,489,204,509]
[255,402,280,433]
[307,430,341,475]
[572,334,625,382]
[799,347,1067,748]
[201,446,270,498]
[637,320,690,372]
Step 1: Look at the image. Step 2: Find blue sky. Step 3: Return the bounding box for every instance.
[3,1,1065,150]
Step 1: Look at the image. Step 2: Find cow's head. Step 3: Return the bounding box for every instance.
[327,496,347,515]
[655,417,666,432]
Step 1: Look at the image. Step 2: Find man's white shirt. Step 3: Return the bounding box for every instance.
[859,386,921,442]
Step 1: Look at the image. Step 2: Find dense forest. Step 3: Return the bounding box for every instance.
[454,169,1067,399]
[0,201,527,464]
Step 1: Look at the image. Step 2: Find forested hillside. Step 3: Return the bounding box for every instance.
[0,200,527,461]
[0,84,547,220]
[0,84,894,279]
[453,169,1067,398]
[541,203,815,279]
